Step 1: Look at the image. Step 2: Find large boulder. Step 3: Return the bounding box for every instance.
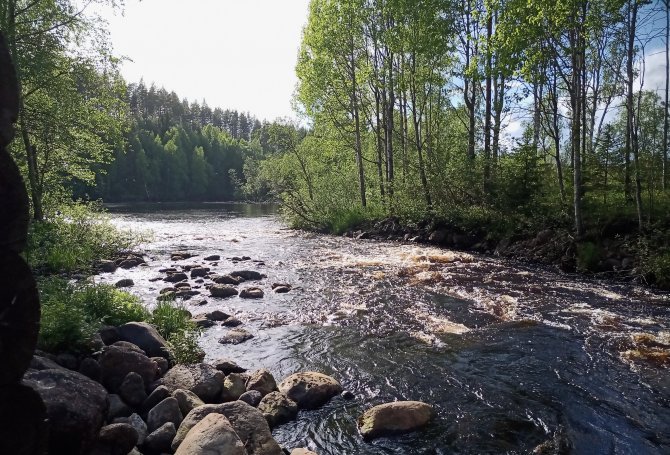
[258,391,298,428]
[357,401,434,439]
[278,372,342,410]
[174,413,245,455]
[99,345,160,392]
[117,322,170,359]
[172,402,282,455]
[0,384,47,455]
[152,363,224,403]
[23,368,108,454]
[246,369,277,397]
[146,397,183,433]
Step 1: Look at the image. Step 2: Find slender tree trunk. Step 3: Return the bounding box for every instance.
[386,48,395,198]
[626,0,643,230]
[664,0,669,190]
[571,26,584,237]
[410,53,432,209]
[484,13,493,191]
[350,36,366,207]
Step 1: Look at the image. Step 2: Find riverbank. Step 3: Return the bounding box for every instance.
[341,215,670,290]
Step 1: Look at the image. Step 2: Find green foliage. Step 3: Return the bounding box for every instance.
[167,330,205,365]
[150,298,204,365]
[149,299,195,339]
[38,278,148,353]
[26,202,139,274]
[576,242,602,273]
[644,252,670,289]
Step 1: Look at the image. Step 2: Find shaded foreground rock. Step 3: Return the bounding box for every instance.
[173,388,205,415]
[278,372,342,410]
[117,322,170,359]
[97,423,139,455]
[23,368,108,454]
[357,401,434,439]
[146,397,182,432]
[144,421,176,453]
[174,413,245,455]
[99,345,160,392]
[172,402,282,454]
[213,358,247,374]
[0,384,47,455]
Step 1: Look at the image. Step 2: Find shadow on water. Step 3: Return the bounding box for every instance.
[99,204,670,454]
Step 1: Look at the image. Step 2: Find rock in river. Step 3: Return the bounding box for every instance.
[357,401,434,439]
[219,328,254,345]
[210,284,239,298]
[230,270,266,280]
[258,391,298,428]
[278,372,342,410]
[240,287,264,299]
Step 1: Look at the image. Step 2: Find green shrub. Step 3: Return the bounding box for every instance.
[150,299,203,364]
[26,202,141,274]
[167,330,205,364]
[38,278,148,352]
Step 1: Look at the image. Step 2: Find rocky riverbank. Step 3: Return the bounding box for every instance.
[20,248,435,455]
[345,217,654,285]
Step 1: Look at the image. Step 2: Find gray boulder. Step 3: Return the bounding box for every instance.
[221,373,247,402]
[98,345,159,392]
[152,363,224,403]
[246,369,277,397]
[213,358,246,375]
[258,392,298,428]
[219,328,254,345]
[172,401,282,455]
[238,390,263,407]
[147,397,182,433]
[174,413,245,455]
[278,372,342,410]
[117,322,170,359]
[357,400,434,439]
[173,388,205,415]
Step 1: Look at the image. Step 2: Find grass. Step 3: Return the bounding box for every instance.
[150,298,204,364]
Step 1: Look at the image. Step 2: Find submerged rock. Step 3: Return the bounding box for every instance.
[115,278,134,288]
[213,274,244,285]
[278,372,342,410]
[357,401,434,439]
[219,328,254,345]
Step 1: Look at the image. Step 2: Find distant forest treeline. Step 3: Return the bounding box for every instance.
[82,82,278,202]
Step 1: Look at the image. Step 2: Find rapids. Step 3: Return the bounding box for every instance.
[98,203,670,454]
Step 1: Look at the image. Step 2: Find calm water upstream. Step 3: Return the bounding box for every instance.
[100,203,670,454]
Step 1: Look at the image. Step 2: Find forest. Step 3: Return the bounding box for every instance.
[3,0,670,284]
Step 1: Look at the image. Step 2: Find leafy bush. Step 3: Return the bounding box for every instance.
[26,202,141,274]
[38,278,148,352]
[150,298,204,364]
[167,330,205,364]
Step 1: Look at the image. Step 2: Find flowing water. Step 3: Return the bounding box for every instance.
[100,203,670,454]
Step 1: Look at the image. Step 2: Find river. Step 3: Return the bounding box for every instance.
[99,203,670,454]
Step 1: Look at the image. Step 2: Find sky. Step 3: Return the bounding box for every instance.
[93,0,311,122]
